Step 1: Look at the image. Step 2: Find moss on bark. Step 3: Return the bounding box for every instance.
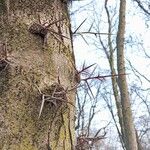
[0,0,76,149]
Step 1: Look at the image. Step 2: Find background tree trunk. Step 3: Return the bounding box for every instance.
[104,1,125,148]
[117,0,138,149]
[0,0,76,149]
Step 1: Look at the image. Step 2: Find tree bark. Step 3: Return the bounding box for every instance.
[104,1,125,148]
[0,0,76,150]
[116,0,138,150]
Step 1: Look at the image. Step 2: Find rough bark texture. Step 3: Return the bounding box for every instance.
[116,0,138,150]
[0,0,76,150]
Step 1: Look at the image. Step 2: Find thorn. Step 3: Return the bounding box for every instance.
[38,94,45,119]
[73,18,87,34]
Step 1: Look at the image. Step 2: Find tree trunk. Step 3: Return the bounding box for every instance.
[104,1,125,148]
[0,0,76,150]
[116,0,138,150]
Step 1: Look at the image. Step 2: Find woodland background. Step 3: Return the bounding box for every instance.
[72,0,150,149]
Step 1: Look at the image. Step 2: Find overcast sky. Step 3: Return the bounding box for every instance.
[71,0,150,149]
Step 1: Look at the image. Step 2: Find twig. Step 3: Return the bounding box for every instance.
[73,18,87,34]
[74,31,114,36]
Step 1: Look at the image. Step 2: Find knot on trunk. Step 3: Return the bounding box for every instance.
[29,23,48,38]
[0,42,8,72]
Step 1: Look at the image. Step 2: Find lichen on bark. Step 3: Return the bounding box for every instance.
[0,0,76,149]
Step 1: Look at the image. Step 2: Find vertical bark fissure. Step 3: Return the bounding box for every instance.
[116,0,138,149]
[68,108,74,150]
